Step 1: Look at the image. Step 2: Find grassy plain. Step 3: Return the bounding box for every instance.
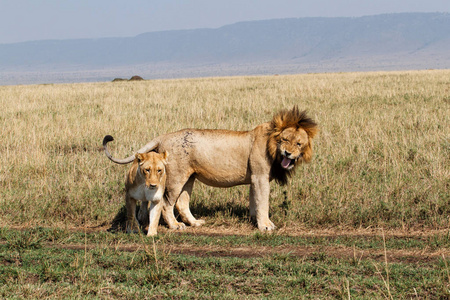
[0,70,449,298]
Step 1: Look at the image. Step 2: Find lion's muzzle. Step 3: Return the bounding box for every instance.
[280,150,300,170]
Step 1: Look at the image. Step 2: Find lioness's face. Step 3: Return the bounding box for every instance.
[278,127,309,170]
[136,152,168,190]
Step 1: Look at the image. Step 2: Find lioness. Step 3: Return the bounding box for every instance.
[124,151,168,236]
[104,106,317,231]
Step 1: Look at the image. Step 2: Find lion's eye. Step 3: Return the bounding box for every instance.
[157,169,163,174]
[297,143,302,147]
[281,138,288,142]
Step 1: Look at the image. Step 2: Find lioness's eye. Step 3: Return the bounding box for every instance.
[297,143,302,147]
[157,169,162,173]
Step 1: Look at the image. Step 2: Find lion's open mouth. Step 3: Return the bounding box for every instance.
[281,157,296,169]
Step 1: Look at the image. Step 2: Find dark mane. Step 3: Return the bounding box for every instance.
[266,106,318,185]
[269,160,294,185]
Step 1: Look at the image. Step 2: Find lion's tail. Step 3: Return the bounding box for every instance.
[102,135,159,165]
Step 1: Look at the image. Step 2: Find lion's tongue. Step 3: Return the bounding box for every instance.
[281,157,292,169]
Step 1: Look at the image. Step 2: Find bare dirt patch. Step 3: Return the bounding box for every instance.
[12,225,444,264]
[52,241,448,263]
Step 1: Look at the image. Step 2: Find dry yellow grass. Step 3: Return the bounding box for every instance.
[0,70,448,230]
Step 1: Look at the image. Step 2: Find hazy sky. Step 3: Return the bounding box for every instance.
[1,0,449,44]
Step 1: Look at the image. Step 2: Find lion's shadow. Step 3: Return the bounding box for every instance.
[108,205,127,232]
[108,200,251,232]
[189,200,250,222]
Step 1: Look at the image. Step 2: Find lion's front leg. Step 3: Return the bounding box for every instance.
[250,175,276,231]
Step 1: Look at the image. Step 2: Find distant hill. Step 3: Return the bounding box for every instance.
[1,13,449,85]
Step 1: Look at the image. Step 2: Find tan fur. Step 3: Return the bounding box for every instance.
[125,151,168,236]
[105,106,317,231]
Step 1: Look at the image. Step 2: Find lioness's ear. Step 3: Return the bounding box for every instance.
[161,151,169,162]
[135,153,144,162]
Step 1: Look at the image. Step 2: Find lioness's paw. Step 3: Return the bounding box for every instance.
[190,219,206,227]
[126,222,140,234]
[257,220,276,231]
[147,230,157,237]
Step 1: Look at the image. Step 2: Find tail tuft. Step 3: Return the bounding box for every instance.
[103,135,114,146]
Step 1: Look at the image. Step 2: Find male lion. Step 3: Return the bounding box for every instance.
[124,151,168,236]
[103,106,318,231]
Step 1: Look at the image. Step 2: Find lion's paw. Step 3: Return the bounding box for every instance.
[190,219,206,227]
[168,222,186,230]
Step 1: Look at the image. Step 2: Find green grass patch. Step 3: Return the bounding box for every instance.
[1,228,450,298]
[3,227,450,251]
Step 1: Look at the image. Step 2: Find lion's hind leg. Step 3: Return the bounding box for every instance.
[162,180,190,230]
[161,198,186,230]
[175,177,205,227]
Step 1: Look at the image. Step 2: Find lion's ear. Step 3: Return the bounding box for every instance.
[295,110,318,139]
[305,126,319,139]
[271,114,285,133]
[302,141,313,163]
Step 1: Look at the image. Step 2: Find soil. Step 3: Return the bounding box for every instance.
[55,242,447,263]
